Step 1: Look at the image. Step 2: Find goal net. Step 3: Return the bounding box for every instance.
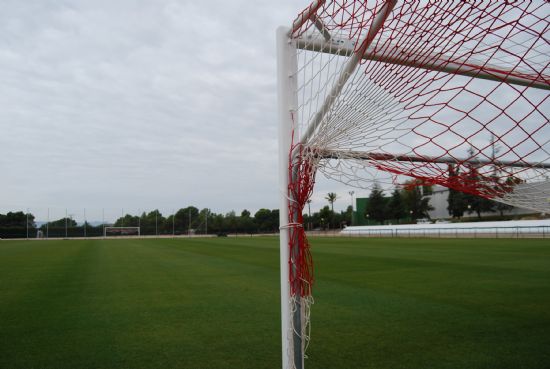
[277,1,549,368]
[103,227,141,237]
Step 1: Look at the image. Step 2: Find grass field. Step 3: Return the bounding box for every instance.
[1,237,549,369]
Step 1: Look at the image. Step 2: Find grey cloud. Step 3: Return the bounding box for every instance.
[0,0,302,215]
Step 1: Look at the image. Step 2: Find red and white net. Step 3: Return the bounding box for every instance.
[285,0,549,364]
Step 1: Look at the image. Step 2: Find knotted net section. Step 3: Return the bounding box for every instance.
[285,127,319,363]
[291,0,549,212]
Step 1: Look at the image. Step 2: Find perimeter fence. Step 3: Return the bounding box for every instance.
[338,226,550,239]
[0,207,208,239]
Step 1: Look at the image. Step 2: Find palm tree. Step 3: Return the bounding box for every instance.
[325,192,338,213]
[325,192,338,230]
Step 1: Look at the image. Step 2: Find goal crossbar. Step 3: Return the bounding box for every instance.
[318,150,550,169]
[295,35,550,91]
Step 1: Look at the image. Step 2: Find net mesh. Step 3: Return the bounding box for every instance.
[292,0,549,209]
[284,0,549,365]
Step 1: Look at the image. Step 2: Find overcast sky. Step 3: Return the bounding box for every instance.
[0,0,361,220]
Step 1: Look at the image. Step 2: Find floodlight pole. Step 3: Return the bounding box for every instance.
[84,208,86,238]
[349,191,355,226]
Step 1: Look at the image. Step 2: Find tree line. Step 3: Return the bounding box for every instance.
[0,207,281,239]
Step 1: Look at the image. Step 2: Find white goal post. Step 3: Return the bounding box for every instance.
[103,226,141,237]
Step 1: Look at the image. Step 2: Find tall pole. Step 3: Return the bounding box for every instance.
[84,208,86,238]
[188,208,191,237]
[349,191,355,226]
[47,208,49,239]
[155,212,158,236]
[26,208,29,239]
[102,208,105,238]
[307,200,311,231]
[65,208,68,239]
[172,209,175,237]
[205,209,208,235]
[138,208,141,235]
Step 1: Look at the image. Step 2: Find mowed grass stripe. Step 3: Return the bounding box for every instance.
[0,239,281,369]
[1,237,549,369]
[309,238,550,369]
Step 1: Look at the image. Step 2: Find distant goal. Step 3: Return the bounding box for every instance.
[277,1,549,369]
[103,227,141,237]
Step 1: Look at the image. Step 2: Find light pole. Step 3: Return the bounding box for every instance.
[366,213,370,226]
[205,209,208,235]
[409,210,413,223]
[307,200,312,230]
[348,191,355,226]
[68,213,75,238]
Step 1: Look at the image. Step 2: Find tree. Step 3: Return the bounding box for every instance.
[114,214,139,227]
[325,192,339,228]
[225,211,238,235]
[0,211,36,238]
[47,217,78,228]
[325,192,338,213]
[387,188,406,222]
[318,206,331,230]
[345,205,353,226]
[254,209,279,233]
[447,165,468,218]
[140,210,165,235]
[0,211,35,228]
[366,184,387,224]
[464,192,495,219]
[462,162,495,219]
[239,209,255,234]
[175,207,199,234]
[402,180,433,220]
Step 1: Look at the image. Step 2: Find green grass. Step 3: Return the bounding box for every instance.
[0,237,549,369]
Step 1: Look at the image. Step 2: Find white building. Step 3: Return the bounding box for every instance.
[424,185,536,220]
